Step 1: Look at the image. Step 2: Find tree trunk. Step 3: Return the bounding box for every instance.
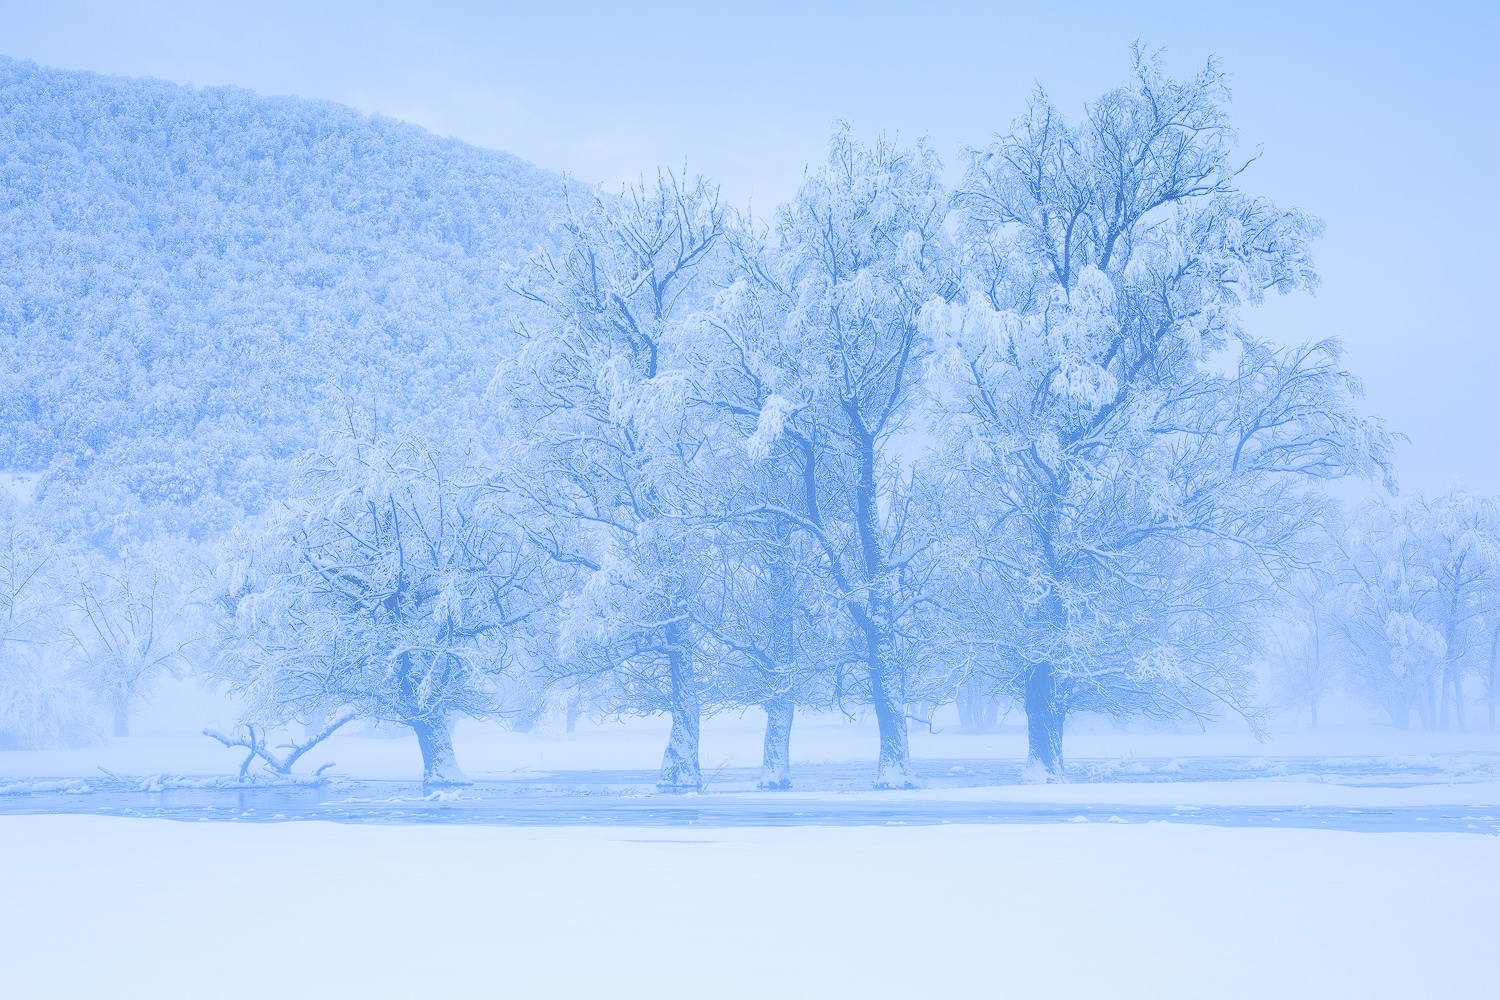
[758,554,797,791]
[566,695,581,734]
[982,684,1001,730]
[1024,662,1065,779]
[856,591,913,789]
[850,582,912,787]
[1488,627,1498,732]
[1027,513,1069,779]
[759,696,794,790]
[1309,618,1323,730]
[1440,665,1454,730]
[842,592,912,788]
[845,410,912,789]
[411,714,469,786]
[1454,673,1466,731]
[869,660,913,788]
[657,623,701,793]
[112,699,130,739]
[1440,575,1464,731]
[955,680,975,731]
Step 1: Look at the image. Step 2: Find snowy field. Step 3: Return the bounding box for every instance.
[2,815,1496,999]
[3,720,1499,997]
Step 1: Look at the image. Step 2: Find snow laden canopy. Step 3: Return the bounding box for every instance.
[461,53,1400,786]
[916,51,1394,774]
[212,429,552,784]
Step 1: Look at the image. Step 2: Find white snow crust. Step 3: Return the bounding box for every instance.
[1,815,1495,999]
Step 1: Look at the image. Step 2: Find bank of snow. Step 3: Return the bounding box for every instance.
[1,816,1495,999]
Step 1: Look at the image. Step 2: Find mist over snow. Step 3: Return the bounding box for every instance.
[0,8,1496,999]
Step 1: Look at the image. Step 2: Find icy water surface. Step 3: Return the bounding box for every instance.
[2,754,1496,834]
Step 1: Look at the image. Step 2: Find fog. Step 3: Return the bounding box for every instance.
[0,5,1495,998]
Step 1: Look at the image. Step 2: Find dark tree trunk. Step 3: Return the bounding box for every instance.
[1027,510,1070,779]
[657,623,701,793]
[566,695,581,734]
[846,601,913,787]
[411,714,469,786]
[869,658,913,788]
[1024,662,1065,778]
[845,405,912,789]
[854,590,912,788]
[759,696,794,790]
[759,553,797,790]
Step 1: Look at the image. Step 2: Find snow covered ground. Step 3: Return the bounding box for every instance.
[2,815,1495,999]
[4,718,1497,996]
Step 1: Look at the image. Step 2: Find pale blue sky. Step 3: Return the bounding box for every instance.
[3,0,1496,495]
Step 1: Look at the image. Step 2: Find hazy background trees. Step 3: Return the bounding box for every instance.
[1322,491,1499,731]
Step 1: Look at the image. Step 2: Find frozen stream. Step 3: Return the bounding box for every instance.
[3,754,1497,834]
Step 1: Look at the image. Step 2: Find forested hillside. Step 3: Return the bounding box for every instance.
[0,57,562,542]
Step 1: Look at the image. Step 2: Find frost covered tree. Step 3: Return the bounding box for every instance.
[1421,492,1498,729]
[497,172,731,791]
[1485,620,1500,732]
[1329,499,1445,728]
[1266,560,1342,729]
[699,130,955,787]
[63,545,202,737]
[1331,492,1498,730]
[674,315,851,789]
[926,51,1392,776]
[213,426,547,783]
[0,495,97,749]
[690,487,831,790]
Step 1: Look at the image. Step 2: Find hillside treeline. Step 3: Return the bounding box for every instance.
[0,56,561,542]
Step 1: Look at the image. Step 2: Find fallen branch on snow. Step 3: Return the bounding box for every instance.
[204,709,357,778]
